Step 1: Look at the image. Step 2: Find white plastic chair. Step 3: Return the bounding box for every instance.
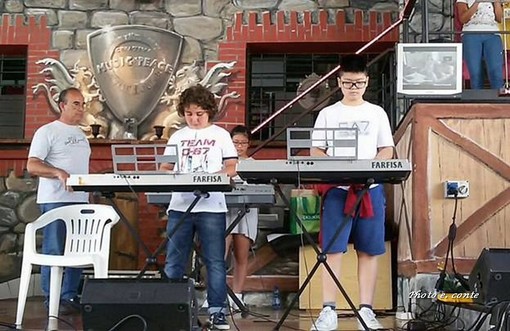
[15,204,120,327]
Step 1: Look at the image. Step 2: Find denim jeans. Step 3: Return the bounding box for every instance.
[463,33,504,89]
[39,202,83,301]
[165,211,227,314]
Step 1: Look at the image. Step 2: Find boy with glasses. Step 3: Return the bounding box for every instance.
[309,55,394,331]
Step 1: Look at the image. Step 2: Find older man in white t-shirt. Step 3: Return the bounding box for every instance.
[27,87,90,314]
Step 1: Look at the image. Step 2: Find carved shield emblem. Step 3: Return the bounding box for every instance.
[87,25,184,124]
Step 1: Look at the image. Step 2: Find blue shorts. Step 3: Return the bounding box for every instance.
[320,185,386,256]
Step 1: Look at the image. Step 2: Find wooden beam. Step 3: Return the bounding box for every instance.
[429,118,510,180]
[227,275,298,292]
[246,244,279,276]
[426,103,510,119]
[412,106,433,260]
[432,188,510,256]
[398,259,477,276]
[394,105,415,142]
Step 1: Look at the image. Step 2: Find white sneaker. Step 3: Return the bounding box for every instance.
[357,307,384,330]
[310,306,338,331]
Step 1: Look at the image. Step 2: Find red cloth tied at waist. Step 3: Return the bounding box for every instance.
[315,184,374,218]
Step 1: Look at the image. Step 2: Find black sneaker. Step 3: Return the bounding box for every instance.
[59,297,81,315]
[44,297,81,315]
[209,312,230,330]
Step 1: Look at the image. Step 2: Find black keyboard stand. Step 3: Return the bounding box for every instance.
[100,191,167,278]
[100,190,207,280]
[223,205,270,319]
[271,178,375,331]
[138,190,208,279]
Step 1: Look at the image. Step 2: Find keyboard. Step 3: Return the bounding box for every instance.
[146,184,275,206]
[67,173,233,192]
[236,159,412,184]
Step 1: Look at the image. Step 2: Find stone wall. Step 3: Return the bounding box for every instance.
[0,171,39,283]
[1,0,456,63]
[405,0,455,42]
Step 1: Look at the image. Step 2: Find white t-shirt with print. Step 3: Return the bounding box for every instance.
[457,0,500,32]
[28,120,90,203]
[312,101,394,160]
[165,124,238,213]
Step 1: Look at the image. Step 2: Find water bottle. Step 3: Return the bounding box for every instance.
[272,286,281,310]
[187,155,193,172]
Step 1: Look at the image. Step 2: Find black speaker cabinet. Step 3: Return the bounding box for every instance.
[81,278,198,331]
[469,248,510,305]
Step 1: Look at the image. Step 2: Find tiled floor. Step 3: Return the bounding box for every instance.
[0,296,399,331]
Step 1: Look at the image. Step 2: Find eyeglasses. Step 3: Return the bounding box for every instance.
[340,81,367,89]
[233,141,249,146]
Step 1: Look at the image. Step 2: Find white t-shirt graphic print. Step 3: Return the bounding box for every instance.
[311,101,394,189]
[164,125,237,213]
[28,120,90,203]
[312,101,394,160]
[457,0,500,32]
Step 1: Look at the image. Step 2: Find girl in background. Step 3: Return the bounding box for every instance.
[225,125,259,310]
[457,0,504,89]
